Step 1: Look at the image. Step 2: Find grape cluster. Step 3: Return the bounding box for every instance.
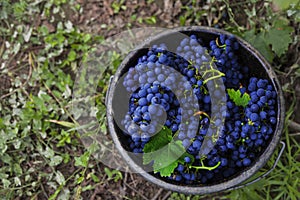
[122,83,181,153]
[209,35,249,88]
[122,39,211,152]
[244,77,277,145]
[169,78,277,184]
[120,34,278,184]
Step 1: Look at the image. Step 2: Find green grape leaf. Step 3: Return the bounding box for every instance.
[243,19,293,61]
[143,127,172,157]
[227,89,251,107]
[244,29,275,62]
[143,127,193,177]
[265,19,294,57]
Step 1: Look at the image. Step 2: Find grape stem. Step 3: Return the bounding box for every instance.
[189,161,221,171]
[215,38,226,48]
[203,73,225,84]
[248,119,254,126]
[202,68,223,78]
[193,111,210,120]
[201,57,225,84]
[212,131,220,143]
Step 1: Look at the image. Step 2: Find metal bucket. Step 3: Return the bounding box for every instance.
[106,26,285,194]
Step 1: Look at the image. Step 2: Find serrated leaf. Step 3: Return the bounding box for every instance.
[143,127,172,164]
[227,89,251,107]
[244,30,275,62]
[265,19,294,57]
[152,140,186,176]
[143,128,192,177]
[153,158,178,176]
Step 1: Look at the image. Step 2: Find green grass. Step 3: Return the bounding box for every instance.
[0,0,299,199]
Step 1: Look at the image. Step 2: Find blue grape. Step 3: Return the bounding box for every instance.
[177,164,184,172]
[242,158,251,166]
[184,156,191,163]
[250,113,259,122]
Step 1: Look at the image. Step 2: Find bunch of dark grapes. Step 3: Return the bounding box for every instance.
[209,35,249,88]
[122,83,181,153]
[120,34,278,185]
[122,39,211,153]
